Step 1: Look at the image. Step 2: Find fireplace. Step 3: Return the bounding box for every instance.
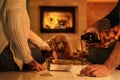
[29,0,86,50]
[40,6,76,33]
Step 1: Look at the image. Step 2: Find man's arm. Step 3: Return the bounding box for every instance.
[104,0,119,28]
[104,42,120,70]
[91,1,119,30]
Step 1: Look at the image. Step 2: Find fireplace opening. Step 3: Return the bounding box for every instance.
[40,6,76,33]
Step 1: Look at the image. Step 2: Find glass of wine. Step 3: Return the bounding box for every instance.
[79,50,88,70]
[40,49,53,76]
[76,39,88,76]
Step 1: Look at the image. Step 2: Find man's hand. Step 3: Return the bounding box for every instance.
[84,27,100,40]
[28,60,46,71]
[80,64,113,77]
[84,27,102,47]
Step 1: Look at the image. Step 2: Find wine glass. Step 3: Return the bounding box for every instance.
[76,39,88,76]
[79,50,88,70]
[40,49,53,76]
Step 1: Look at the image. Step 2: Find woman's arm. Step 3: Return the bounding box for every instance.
[5,0,46,71]
[29,30,50,49]
[6,0,33,64]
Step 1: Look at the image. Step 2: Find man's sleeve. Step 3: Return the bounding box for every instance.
[104,1,119,28]
[93,1,119,30]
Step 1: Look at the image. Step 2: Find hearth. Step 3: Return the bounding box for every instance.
[40,6,76,33]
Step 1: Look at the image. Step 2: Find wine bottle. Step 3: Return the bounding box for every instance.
[81,32,101,43]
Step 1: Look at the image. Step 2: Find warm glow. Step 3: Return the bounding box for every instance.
[87,0,118,2]
[43,12,73,29]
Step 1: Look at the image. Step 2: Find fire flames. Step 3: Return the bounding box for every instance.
[43,12,73,29]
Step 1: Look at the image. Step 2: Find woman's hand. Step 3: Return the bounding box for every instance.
[41,46,52,51]
[28,60,46,71]
[80,64,113,77]
[50,51,58,60]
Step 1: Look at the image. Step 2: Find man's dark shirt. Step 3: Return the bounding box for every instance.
[105,0,120,28]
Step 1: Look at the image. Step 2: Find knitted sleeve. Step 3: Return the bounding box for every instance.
[29,30,50,48]
[6,0,33,64]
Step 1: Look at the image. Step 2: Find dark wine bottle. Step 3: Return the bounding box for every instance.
[81,32,101,43]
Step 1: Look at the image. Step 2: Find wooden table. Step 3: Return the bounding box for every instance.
[0,64,120,80]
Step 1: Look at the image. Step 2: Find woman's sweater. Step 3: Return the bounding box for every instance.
[0,0,49,70]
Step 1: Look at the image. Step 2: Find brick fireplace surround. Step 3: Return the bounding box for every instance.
[29,0,86,50]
